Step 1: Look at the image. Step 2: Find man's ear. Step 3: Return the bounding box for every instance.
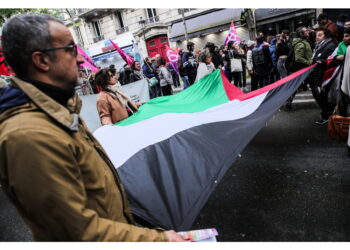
[31,51,51,72]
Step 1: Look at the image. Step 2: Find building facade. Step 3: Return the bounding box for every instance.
[63,8,249,70]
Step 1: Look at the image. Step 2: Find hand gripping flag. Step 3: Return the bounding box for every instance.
[77,46,99,73]
[224,21,241,46]
[110,39,134,67]
[165,45,180,73]
[94,64,316,231]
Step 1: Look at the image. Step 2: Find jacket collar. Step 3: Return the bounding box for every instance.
[10,76,81,132]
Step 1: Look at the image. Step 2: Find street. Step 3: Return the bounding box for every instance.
[0,100,349,241]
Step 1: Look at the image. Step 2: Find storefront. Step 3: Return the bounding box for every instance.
[255,9,317,36]
[86,32,135,70]
[168,8,250,50]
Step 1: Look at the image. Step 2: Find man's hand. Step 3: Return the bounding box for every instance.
[337,55,345,61]
[165,230,191,242]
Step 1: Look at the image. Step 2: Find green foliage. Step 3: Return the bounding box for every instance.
[0,8,61,25]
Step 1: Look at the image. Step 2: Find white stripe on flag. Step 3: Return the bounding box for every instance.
[93,92,268,168]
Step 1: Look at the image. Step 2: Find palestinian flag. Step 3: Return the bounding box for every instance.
[94,65,316,231]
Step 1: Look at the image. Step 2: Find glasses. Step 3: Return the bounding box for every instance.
[39,43,78,56]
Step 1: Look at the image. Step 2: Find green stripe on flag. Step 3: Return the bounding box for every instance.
[117,69,229,126]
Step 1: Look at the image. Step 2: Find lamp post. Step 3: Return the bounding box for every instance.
[180,9,189,42]
[139,16,146,42]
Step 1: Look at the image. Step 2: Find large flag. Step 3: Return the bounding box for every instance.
[224,21,241,46]
[77,46,99,73]
[110,39,134,67]
[132,40,143,63]
[94,65,316,231]
[165,45,180,73]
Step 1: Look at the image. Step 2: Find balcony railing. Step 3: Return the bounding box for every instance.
[116,26,129,35]
[93,35,105,43]
[145,16,159,25]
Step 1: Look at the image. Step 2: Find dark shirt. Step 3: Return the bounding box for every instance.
[21,78,75,107]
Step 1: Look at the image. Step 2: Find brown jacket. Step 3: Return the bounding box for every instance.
[96,91,138,125]
[0,77,167,241]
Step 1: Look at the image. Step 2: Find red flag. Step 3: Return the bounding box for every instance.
[0,49,15,76]
[109,40,134,67]
[224,21,241,46]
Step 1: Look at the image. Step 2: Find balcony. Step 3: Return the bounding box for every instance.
[93,35,105,43]
[116,26,129,35]
[145,16,159,25]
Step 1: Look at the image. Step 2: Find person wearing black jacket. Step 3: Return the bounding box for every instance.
[309,28,337,124]
[275,31,291,79]
[252,36,273,88]
[226,41,246,87]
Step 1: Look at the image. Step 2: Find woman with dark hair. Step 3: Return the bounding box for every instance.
[158,57,173,96]
[95,68,141,125]
[129,61,144,83]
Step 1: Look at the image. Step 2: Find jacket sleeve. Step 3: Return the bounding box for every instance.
[96,99,113,125]
[2,129,168,241]
[182,52,193,70]
[246,50,253,71]
[294,43,312,66]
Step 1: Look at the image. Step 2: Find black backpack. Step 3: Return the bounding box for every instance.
[252,47,266,65]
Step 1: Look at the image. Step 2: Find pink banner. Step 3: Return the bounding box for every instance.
[77,46,99,73]
[109,40,134,67]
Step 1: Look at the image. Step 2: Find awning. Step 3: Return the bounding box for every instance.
[169,8,243,42]
[255,9,316,26]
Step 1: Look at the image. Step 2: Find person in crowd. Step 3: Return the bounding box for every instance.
[167,61,180,88]
[269,37,279,82]
[96,68,142,125]
[336,18,350,56]
[158,57,173,96]
[219,45,231,81]
[252,36,273,89]
[0,14,187,242]
[118,63,132,85]
[307,28,338,125]
[275,30,291,79]
[182,41,197,86]
[317,13,339,44]
[88,73,99,94]
[142,57,159,99]
[195,51,215,82]
[336,14,347,44]
[109,64,116,75]
[204,42,220,69]
[239,41,248,91]
[178,55,189,89]
[129,61,144,83]
[246,40,257,91]
[285,26,313,110]
[227,41,245,89]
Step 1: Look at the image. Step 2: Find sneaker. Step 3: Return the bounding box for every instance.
[315,117,328,125]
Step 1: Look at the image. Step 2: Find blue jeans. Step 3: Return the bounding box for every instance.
[181,76,190,89]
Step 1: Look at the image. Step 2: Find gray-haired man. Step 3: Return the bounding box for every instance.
[0,14,187,242]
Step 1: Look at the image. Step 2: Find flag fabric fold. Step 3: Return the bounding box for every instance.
[77,46,99,73]
[110,39,134,67]
[93,65,316,231]
[224,21,241,46]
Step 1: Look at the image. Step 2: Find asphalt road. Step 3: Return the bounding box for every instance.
[0,101,349,241]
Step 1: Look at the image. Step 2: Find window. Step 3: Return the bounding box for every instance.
[149,41,156,47]
[116,11,124,28]
[93,21,101,37]
[147,9,157,18]
[74,26,84,46]
[160,37,168,44]
[178,8,195,15]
